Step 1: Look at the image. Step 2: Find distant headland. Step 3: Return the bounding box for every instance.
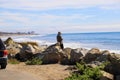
[0,31,38,36]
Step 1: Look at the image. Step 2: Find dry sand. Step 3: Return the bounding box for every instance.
[7,63,71,80]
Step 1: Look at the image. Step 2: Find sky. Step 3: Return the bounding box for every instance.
[0,0,120,34]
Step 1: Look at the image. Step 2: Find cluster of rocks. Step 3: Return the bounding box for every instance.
[5,37,120,80]
[5,37,47,61]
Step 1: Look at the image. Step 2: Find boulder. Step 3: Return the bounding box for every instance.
[15,43,36,61]
[19,42,41,53]
[7,44,21,54]
[6,43,22,59]
[63,48,72,59]
[105,53,120,75]
[87,61,102,68]
[84,48,102,63]
[15,50,33,62]
[4,37,14,46]
[100,71,114,80]
[96,50,111,62]
[38,45,48,52]
[40,43,66,64]
[61,48,88,65]
[61,48,72,64]
[70,48,88,64]
[26,44,35,53]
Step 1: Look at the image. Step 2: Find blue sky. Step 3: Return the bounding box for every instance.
[0,0,120,34]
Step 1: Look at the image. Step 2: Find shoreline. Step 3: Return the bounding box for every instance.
[0,34,38,37]
[2,34,120,54]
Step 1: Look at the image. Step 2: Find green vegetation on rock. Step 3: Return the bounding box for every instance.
[8,59,20,64]
[65,62,104,80]
[25,57,42,65]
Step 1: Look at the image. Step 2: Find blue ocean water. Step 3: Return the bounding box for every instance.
[10,32,120,53]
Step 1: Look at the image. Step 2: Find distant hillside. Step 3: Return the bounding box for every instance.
[0,31,37,36]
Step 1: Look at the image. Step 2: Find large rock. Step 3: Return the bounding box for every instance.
[6,40,40,61]
[87,61,103,68]
[63,48,72,59]
[5,37,20,56]
[105,53,120,75]
[16,44,36,61]
[100,71,114,80]
[70,48,88,64]
[6,42,22,59]
[15,50,33,62]
[20,42,42,53]
[26,44,35,53]
[7,44,22,54]
[84,48,102,63]
[4,37,15,46]
[40,43,66,64]
[96,50,111,62]
[38,45,48,52]
[61,48,88,65]
[60,48,72,65]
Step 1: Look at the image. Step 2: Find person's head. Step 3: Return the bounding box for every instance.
[58,32,61,35]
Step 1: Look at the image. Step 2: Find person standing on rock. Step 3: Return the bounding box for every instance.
[57,32,64,49]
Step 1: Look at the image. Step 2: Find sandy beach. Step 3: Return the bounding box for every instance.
[7,63,70,80]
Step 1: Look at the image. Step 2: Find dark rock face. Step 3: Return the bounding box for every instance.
[70,48,88,64]
[61,48,88,65]
[105,53,120,75]
[96,50,110,62]
[15,51,33,62]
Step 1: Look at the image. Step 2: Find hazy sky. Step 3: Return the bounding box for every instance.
[0,0,120,34]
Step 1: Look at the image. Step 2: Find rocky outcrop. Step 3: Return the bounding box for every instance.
[39,43,66,64]
[15,50,33,62]
[96,50,111,62]
[61,48,88,65]
[6,40,22,59]
[16,43,42,61]
[84,48,102,63]
[63,48,72,59]
[105,53,120,75]
[4,37,44,61]
[70,48,88,64]
[4,37,15,46]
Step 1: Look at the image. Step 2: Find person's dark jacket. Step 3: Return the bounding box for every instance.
[57,35,63,43]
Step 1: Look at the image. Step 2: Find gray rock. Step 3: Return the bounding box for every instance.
[105,53,120,75]
[96,50,111,62]
[40,43,66,64]
[26,44,35,53]
[84,48,102,63]
[70,48,88,64]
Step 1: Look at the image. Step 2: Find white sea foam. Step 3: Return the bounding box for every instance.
[64,42,82,49]
[13,37,54,46]
[9,35,120,54]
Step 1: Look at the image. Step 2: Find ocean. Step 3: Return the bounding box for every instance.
[4,32,120,54]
